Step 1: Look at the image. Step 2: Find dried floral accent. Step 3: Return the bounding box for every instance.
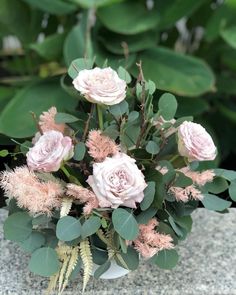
[66,184,99,215]
[134,219,174,258]
[0,166,63,215]
[86,130,119,162]
[179,167,215,186]
[80,239,93,293]
[60,198,73,218]
[39,106,66,134]
[169,185,203,202]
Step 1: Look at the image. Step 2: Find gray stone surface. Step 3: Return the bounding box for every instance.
[0,208,236,295]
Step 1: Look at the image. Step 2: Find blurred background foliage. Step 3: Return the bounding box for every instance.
[0,0,236,169]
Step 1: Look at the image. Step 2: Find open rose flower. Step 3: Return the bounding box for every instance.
[26,130,74,172]
[178,121,217,162]
[87,153,147,208]
[72,67,126,105]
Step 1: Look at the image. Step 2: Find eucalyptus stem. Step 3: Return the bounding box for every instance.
[97,104,104,130]
[169,154,179,163]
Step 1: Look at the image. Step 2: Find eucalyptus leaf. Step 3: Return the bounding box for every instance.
[4,212,32,242]
[55,113,79,124]
[56,216,81,242]
[201,194,232,211]
[109,100,129,117]
[151,249,179,270]
[229,180,236,201]
[112,209,139,240]
[158,93,177,120]
[82,216,101,239]
[19,232,45,253]
[29,247,60,277]
[140,181,156,211]
[117,66,131,83]
[73,142,86,161]
[145,141,160,155]
[94,260,111,279]
[68,58,94,79]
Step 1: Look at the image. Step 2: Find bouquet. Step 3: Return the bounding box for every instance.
[1,58,235,294]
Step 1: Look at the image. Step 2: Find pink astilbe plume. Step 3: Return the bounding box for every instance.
[86,130,119,162]
[169,185,203,202]
[39,106,66,133]
[180,167,215,186]
[134,218,174,258]
[0,166,63,215]
[66,183,99,215]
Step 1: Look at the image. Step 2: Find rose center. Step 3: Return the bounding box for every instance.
[109,169,129,191]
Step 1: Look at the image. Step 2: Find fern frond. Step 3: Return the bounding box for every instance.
[60,197,73,218]
[80,239,93,293]
[96,229,113,247]
[61,246,79,293]
[58,254,70,293]
[46,272,59,295]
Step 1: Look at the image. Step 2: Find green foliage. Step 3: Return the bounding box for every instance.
[73,142,86,161]
[94,260,111,279]
[145,141,160,155]
[81,216,101,239]
[140,181,155,211]
[0,80,77,138]
[19,232,45,253]
[4,212,32,242]
[229,180,236,201]
[116,247,139,270]
[151,249,179,270]
[112,208,139,240]
[0,149,8,157]
[28,247,60,277]
[56,216,82,242]
[158,93,178,120]
[201,194,232,211]
[109,100,129,117]
[55,113,79,124]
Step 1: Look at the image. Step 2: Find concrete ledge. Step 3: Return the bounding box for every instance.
[0,209,236,295]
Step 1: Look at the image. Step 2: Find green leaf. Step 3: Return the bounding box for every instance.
[32,215,51,226]
[55,112,79,124]
[156,0,206,29]
[112,208,139,240]
[29,247,60,277]
[229,180,236,201]
[151,249,179,269]
[201,194,232,211]
[68,58,94,80]
[117,66,131,83]
[116,247,139,270]
[145,141,160,155]
[136,207,157,224]
[132,47,215,96]
[73,142,86,161]
[128,111,139,122]
[81,216,101,239]
[99,30,157,55]
[214,168,236,181]
[158,93,178,120]
[174,215,193,233]
[118,235,127,253]
[176,97,209,117]
[23,0,76,15]
[97,1,159,35]
[0,80,77,138]
[94,260,111,279]
[56,216,81,242]
[156,221,178,245]
[109,100,129,117]
[0,149,8,157]
[30,33,65,60]
[71,0,123,8]
[4,212,32,242]
[64,20,93,66]
[92,248,108,265]
[174,172,193,188]
[205,177,228,194]
[19,232,45,253]
[168,216,184,238]
[140,182,156,211]
[221,26,236,49]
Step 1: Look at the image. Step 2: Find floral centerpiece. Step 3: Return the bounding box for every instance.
[1,58,235,294]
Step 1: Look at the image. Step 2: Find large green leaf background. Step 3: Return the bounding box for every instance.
[0,0,236,165]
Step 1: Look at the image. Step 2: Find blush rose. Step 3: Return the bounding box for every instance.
[178,121,217,162]
[72,67,126,105]
[87,153,147,209]
[26,130,74,172]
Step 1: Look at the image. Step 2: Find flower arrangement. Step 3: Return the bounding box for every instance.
[1,58,235,294]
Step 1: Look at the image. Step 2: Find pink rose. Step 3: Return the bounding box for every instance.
[72,67,126,105]
[87,153,147,209]
[26,131,74,172]
[178,121,217,162]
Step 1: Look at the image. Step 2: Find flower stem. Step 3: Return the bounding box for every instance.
[97,104,104,130]
[169,154,179,163]
[61,165,70,179]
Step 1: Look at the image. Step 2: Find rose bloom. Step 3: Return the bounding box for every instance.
[27,130,74,172]
[72,67,126,105]
[178,121,217,162]
[87,153,147,208]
